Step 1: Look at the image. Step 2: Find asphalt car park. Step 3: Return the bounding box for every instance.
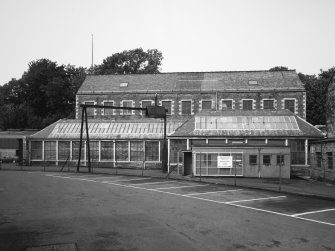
[1,171,335,250]
[46,172,335,227]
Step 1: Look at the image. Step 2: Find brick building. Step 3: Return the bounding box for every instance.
[28,70,323,177]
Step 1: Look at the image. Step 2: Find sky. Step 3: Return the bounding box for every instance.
[0,0,335,85]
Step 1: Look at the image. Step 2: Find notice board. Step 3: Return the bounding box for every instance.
[217,156,233,168]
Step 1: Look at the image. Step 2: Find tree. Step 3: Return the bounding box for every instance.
[94,48,163,75]
[269,66,289,71]
[299,67,335,125]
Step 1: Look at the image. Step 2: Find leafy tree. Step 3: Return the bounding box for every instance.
[299,67,335,125]
[94,48,163,75]
[269,66,289,71]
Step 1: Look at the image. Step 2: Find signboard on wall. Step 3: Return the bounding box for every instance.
[217,156,233,168]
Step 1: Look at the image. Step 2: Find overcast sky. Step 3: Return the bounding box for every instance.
[1,0,334,85]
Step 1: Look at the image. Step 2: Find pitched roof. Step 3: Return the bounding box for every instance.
[77,70,304,94]
[170,110,324,138]
[29,119,184,140]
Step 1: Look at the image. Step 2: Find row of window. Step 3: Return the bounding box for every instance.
[249,154,285,166]
[82,98,297,116]
[316,152,333,169]
[31,140,162,162]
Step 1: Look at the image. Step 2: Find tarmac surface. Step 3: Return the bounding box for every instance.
[1,163,333,201]
[0,169,335,250]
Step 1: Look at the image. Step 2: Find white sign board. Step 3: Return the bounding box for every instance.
[217,156,233,168]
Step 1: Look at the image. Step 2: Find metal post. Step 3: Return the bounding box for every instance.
[77,107,85,172]
[234,157,237,187]
[279,160,282,192]
[162,115,168,173]
[199,153,202,182]
[85,108,91,173]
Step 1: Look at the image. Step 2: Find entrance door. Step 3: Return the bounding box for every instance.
[183,151,192,175]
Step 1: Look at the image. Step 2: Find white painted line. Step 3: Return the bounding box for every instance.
[291,208,335,217]
[226,196,286,204]
[105,178,152,182]
[186,189,243,196]
[155,184,209,190]
[131,181,177,186]
[84,176,118,180]
[47,174,335,227]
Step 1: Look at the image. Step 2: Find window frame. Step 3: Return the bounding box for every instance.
[121,100,134,115]
[283,99,296,114]
[263,99,275,110]
[84,101,96,117]
[221,99,233,110]
[161,100,173,115]
[102,100,115,116]
[263,155,271,166]
[276,155,285,165]
[242,99,254,110]
[140,100,153,115]
[200,99,213,111]
[249,155,258,165]
[327,152,333,169]
[181,100,193,115]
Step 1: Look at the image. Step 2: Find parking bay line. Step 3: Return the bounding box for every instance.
[154,184,209,190]
[48,175,335,227]
[186,189,243,196]
[130,181,177,186]
[291,208,335,217]
[225,196,286,204]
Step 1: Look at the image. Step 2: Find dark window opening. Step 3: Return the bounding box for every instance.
[242,100,253,110]
[249,155,257,165]
[263,155,271,166]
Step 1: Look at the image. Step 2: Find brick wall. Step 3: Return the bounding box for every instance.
[76,90,306,119]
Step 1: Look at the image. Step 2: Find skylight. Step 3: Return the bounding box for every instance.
[248,80,258,85]
[120,82,129,88]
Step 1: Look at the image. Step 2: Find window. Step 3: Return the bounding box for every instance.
[181,100,192,115]
[249,155,257,165]
[141,101,152,115]
[130,141,144,161]
[249,80,258,85]
[44,141,56,160]
[101,141,114,160]
[115,141,129,161]
[31,141,42,160]
[89,141,99,161]
[263,100,274,109]
[162,101,172,115]
[145,141,159,161]
[284,99,295,113]
[58,141,70,161]
[141,101,152,109]
[263,155,271,165]
[201,100,212,110]
[316,152,322,168]
[120,82,128,88]
[122,100,133,115]
[84,101,95,117]
[72,141,84,160]
[277,155,285,165]
[327,152,333,169]
[242,100,253,110]
[222,100,233,110]
[103,101,114,116]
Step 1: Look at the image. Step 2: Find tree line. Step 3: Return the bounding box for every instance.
[0,49,333,130]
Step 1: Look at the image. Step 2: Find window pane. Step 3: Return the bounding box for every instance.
[263,155,271,165]
[58,141,70,161]
[130,141,144,161]
[243,100,253,110]
[263,100,274,109]
[181,101,192,115]
[145,141,159,161]
[162,101,172,115]
[44,141,56,160]
[115,141,129,161]
[277,155,285,165]
[122,101,132,115]
[327,152,333,169]
[316,152,322,168]
[202,101,212,110]
[89,141,99,161]
[249,155,257,165]
[141,101,152,108]
[285,100,295,113]
[222,100,232,110]
[104,102,114,115]
[84,102,95,117]
[101,141,114,160]
[31,141,42,160]
[72,141,84,160]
